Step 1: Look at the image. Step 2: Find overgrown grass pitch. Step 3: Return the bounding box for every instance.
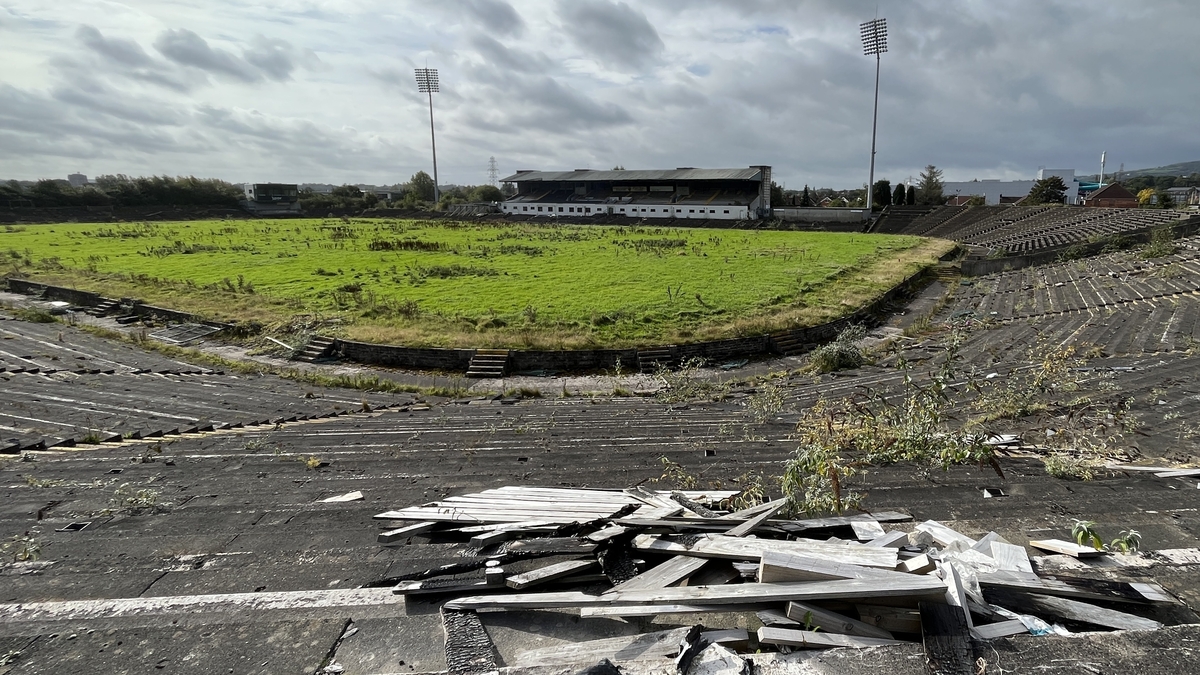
[1,219,953,348]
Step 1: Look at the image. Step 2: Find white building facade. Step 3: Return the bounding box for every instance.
[942,169,1080,205]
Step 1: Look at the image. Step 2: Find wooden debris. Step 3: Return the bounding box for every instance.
[866,530,909,548]
[919,601,974,675]
[377,521,436,544]
[506,560,597,590]
[758,550,898,583]
[605,555,708,594]
[510,627,691,667]
[850,519,886,541]
[899,553,936,575]
[1028,539,1105,558]
[633,534,899,568]
[987,590,1163,631]
[445,576,948,611]
[580,604,767,618]
[856,604,922,634]
[969,620,1028,640]
[722,498,787,537]
[785,601,895,639]
[990,541,1034,573]
[757,626,905,649]
[915,520,977,549]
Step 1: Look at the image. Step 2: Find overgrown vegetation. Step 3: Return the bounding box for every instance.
[783,327,1134,514]
[2,218,951,348]
[2,532,41,562]
[804,324,867,374]
[1140,225,1179,259]
[107,483,170,515]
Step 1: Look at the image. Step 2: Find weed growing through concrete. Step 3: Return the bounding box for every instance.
[108,483,170,515]
[22,475,64,488]
[2,532,41,562]
[803,324,868,374]
[655,358,730,404]
[1044,455,1096,481]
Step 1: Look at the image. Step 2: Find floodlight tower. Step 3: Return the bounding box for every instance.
[860,17,888,220]
[415,67,440,203]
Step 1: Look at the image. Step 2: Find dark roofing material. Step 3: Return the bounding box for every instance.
[501,168,764,183]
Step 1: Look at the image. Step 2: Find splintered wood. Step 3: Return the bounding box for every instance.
[378,485,1177,669]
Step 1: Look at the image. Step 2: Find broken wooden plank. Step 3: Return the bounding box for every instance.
[969,620,1028,641]
[445,576,948,611]
[685,562,741,587]
[469,529,515,548]
[757,626,905,649]
[758,550,897,583]
[580,603,767,618]
[786,601,895,640]
[979,571,1174,604]
[987,590,1163,631]
[866,530,909,548]
[779,511,913,533]
[757,609,800,627]
[915,520,977,549]
[1028,539,1104,558]
[920,601,974,675]
[856,605,922,634]
[969,532,1009,554]
[633,534,898,568]
[717,500,784,520]
[1155,469,1200,478]
[899,554,936,575]
[850,519,886,541]
[377,521,436,544]
[586,525,629,542]
[722,498,787,537]
[989,542,1033,574]
[506,560,598,590]
[505,538,597,555]
[940,563,974,629]
[510,627,690,667]
[605,555,708,594]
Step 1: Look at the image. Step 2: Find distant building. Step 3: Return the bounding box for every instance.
[1165,186,1199,207]
[498,167,772,220]
[241,183,302,214]
[67,173,88,188]
[1083,183,1138,208]
[942,169,1080,206]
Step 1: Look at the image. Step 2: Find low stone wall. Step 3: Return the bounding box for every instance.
[5,278,103,306]
[774,207,870,224]
[336,340,474,371]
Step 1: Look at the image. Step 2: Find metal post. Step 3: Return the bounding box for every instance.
[415,68,441,204]
[427,90,439,204]
[866,52,881,217]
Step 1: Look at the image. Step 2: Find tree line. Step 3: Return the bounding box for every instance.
[298,171,505,211]
[0,175,243,208]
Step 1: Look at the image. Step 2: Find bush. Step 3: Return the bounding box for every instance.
[805,324,867,374]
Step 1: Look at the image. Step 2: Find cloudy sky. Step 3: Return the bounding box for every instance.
[1,0,1197,188]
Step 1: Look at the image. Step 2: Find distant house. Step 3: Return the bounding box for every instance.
[241,183,302,214]
[1165,186,1199,207]
[67,173,88,188]
[1083,183,1138,208]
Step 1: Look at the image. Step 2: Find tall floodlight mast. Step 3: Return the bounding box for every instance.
[860,18,888,220]
[415,67,441,204]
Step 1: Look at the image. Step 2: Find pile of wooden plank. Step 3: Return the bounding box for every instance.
[374,486,1177,672]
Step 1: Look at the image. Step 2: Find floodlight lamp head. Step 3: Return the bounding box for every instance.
[860,18,888,56]
[415,68,440,93]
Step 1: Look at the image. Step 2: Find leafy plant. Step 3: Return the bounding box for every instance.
[1044,454,1096,481]
[804,324,867,374]
[1072,520,1103,550]
[1110,529,1141,554]
[656,456,699,490]
[109,483,170,515]
[2,533,41,562]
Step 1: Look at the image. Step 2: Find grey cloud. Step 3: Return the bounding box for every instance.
[154,29,260,82]
[469,34,553,74]
[556,0,664,70]
[464,0,525,36]
[77,25,155,68]
[243,37,300,80]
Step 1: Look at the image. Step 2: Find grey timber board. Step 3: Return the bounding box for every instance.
[986,590,1163,631]
[786,601,895,639]
[920,601,975,675]
[757,626,906,649]
[605,555,708,594]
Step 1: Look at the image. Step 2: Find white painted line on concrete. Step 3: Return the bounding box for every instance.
[0,587,403,623]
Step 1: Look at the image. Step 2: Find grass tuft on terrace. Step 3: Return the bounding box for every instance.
[2,219,954,348]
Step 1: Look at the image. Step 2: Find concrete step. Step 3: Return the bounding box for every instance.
[292,335,337,363]
[466,349,510,378]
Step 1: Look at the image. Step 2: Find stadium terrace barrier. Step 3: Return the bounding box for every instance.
[960,214,1200,277]
[5,268,934,374]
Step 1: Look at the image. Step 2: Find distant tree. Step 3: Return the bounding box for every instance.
[770,181,784,206]
[872,179,892,208]
[470,185,504,202]
[362,190,379,207]
[330,185,363,199]
[891,183,906,206]
[1156,189,1175,209]
[612,165,625,171]
[965,195,986,206]
[800,185,813,207]
[1026,175,1068,205]
[408,171,436,202]
[906,184,916,205]
[1137,188,1156,207]
[916,165,944,205]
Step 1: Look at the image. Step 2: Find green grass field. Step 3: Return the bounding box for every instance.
[1,219,953,348]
